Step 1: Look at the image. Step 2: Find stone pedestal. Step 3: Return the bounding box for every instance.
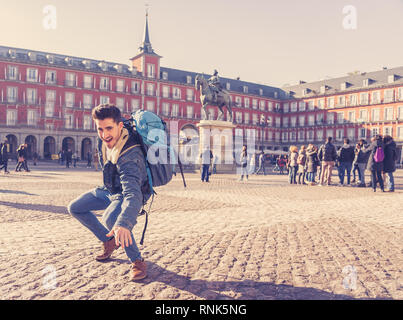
[196,120,236,173]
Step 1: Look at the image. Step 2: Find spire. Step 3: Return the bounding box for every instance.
[139,9,154,54]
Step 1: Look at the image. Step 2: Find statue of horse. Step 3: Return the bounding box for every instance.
[195,74,233,122]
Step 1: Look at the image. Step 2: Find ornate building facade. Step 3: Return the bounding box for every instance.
[0,15,402,162]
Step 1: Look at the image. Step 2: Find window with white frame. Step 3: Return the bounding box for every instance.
[290,117,297,127]
[5,84,16,102]
[266,116,272,126]
[186,89,194,101]
[337,112,344,124]
[172,87,181,99]
[283,117,289,127]
[398,126,403,139]
[6,109,17,125]
[7,65,18,80]
[316,130,323,141]
[349,94,358,106]
[235,96,242,107]
[146,100,155,112]
[308,115,315,125]
[162,103,169,116]
[360,92,369,105]
[384,107,393,121]
[186,75,192,84]
[383,126,392,136]
[147,64,155,78]
[336,129,343,141]
[283,103,289,113]
[371,127,379,136]
[326,129,334,139]
[116,97,124,112]
[316,113,324,124]
[282,132,288,142]
[162,86,169,98]
[45,70,57,84]
[100,95,109,105]
[83,115,91,130]
[348,111,355,123]
[244,113,249,124]
[275,117,281,127]
[45,90,55,117]
[244,98,250,108]
[327,113,334,124]
[171,104,179,117]
[226,82,231,90]
[359,128,366,139]
[116,79,125,92]
[146,83,155,96]
[318,99,325,109]
[252,114,258,125]
[27,109,37,126]
[186,106,194,119]
[384,89,394,103]
[259,100,265,111]
[131,99,140,112]
[252,99,258,109]
[83,75,93,89]
[26,68,38,82]
[371,108,380,121]
[268,102,273,111]
[328,97,335,108]
[290,102,298,112]
[298,131,305,141]
[307,100,315,110]
[83,94,93,109]
[308,130,314,141]
[100,77,109,90]
[26,88,37,104]
[337,96,345,107]
[235,112,242,124]
[290,132,296,141]
[65,92,75,107]
[298,115,305,126]
[371,91,380,104]
[162,72,168,80]
[398,87,403,101]
[299,101,306,111]
[64,114,74,129]
[398,106,403,120]
[347,128,355,140]
[131,81,140,93]
[65,72,75,86]
[243,86,248,94]
[358,109,368,122]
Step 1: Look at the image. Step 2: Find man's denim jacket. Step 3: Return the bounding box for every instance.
[97,136,151,230]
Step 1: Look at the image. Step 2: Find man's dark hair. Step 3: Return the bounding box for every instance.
[92,104,122,123]
[327,137,332,143]
[344,138,350,144]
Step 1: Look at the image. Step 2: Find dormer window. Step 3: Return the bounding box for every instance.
[226,82,230,90]
[259,88,263,96]
[363,79,371,87]
[130,66,137,75]
[341,82,348,90]
[186,75,192,84]
[162,72,168,80]
[8,49,16,59]
[243,86,248,94]
[114,64,123,73]
[65,57,73,66]
[82,60,92,69]
[302,88,310,96]
[46,54,54,64]
[28,52,37,61]
[98,61,108,72]
[320,85,327,94]
[388,74,396,84]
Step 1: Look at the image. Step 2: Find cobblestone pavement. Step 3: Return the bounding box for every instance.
[0,164,402,300]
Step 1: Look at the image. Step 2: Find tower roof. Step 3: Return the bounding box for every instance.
[138,12,156,55]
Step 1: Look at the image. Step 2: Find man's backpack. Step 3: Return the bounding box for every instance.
[374,146,384,163]
[124,110,187,244]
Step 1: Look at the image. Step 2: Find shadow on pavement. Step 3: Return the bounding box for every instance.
[0,200,68,214]
[0,190,37,196]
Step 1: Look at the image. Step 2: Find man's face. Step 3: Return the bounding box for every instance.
[95,118,123,149]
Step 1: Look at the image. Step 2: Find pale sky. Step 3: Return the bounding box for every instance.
[1,0,402,87]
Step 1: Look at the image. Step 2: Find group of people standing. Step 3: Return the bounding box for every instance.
[287,135,398,192]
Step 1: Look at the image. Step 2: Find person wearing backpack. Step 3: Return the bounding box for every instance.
[68,104,152,281]
[362,135,384,192]
[318,137,337,186]
[383,135,397,192]
[337,138,355,186]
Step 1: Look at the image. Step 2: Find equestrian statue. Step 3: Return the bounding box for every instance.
[195,70,233,122]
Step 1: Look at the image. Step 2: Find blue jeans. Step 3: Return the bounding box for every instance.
[338,162,352,184]
[288,166,298,184]
[306,172,316,182]
[68,187,142,262]
[386,172,394,191]
[201,164,210,181]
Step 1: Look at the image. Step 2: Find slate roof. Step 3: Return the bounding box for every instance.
[283,66,403,99]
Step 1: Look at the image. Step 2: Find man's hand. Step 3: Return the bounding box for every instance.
[106,227,133,249]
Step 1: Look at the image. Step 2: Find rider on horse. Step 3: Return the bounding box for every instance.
[208,70,222,103]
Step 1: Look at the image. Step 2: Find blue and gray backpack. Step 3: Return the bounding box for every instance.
[123,110,186,244]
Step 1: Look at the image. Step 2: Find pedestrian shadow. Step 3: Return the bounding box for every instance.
[136,262,387,300]
[0,190,37,196]
[0,201,68,214]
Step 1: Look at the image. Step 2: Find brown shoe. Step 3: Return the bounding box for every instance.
[95,238,119,261]
[131,258,147,281]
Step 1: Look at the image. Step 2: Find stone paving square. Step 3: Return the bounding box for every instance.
[0,164,402,300]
